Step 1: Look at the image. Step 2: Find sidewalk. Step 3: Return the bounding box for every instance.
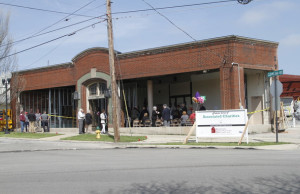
[1,126,300,151]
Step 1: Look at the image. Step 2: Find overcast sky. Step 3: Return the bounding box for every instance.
[1,0,300,75]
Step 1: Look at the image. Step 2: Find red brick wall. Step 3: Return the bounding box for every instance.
[74,51,110,80]
[11,36,278,123]
[16,37,277,93]
[233,41,277,70]
[18,64,76,91]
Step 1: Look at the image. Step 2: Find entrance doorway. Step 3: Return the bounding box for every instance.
[89,98,107,128]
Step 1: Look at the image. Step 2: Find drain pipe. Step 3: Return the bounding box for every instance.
[232,62,243,109]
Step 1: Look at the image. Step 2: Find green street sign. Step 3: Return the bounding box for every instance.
[267,70,283,77]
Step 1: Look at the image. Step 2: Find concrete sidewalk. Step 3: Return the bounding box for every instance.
[1,126,300,151]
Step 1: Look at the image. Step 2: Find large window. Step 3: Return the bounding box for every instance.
[88,82,107,96]
[89,83,97,96]
[20,86,76,128]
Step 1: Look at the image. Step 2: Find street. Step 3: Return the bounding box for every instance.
[1,149,300,194]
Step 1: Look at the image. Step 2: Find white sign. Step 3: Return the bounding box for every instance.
[196,109,248,142]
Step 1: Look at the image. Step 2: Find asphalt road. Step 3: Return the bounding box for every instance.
[1,149,300,194]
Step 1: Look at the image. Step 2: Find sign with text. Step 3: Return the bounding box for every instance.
[196,109,248,141]
[267,70,283,77]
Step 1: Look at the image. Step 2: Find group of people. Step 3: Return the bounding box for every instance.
[19,109,50,133]
[77,108,107,134]
[128,103,206,127]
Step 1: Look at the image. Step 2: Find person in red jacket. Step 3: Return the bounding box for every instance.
[189,110,196,124]
[19,111,26,133]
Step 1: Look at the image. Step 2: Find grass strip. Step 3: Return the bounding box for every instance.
[160,142,290,146]
[0,132,61,139]
[61,134,147,142]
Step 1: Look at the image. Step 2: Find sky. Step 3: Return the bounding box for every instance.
[1,0,300,75]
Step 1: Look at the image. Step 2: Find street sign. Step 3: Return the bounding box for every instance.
[268,70,283,77]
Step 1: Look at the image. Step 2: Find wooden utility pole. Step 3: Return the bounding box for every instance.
[106,0,120,142]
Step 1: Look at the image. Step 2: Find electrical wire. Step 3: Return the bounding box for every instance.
[142,0,196,41]
[0,2,97,18]
[112,0,237,15]
[26,36,71,69]
[141,0,225,62]
[0,15,105,49]
[67,2,106,21]
[1,0,243,50]
[31,0,99,38]
[0,0,103,51]
[0,19,106,60]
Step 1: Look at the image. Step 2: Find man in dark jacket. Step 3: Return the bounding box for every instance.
[85,111,93,133]
[27,109,36,133]
[162,104,171,126]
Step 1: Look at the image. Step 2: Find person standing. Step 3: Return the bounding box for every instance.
[151,106,159,127]
[19,111,26,133]
[35,109,41,132]
[162,104,171,127]
[78,108,85,134]
[25,112,29,132]
[41,111,50,132]
[27,109,36,133]
[85,110,93,134]
[100,109,107,134]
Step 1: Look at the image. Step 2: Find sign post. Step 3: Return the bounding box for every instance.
[268,70,283,143]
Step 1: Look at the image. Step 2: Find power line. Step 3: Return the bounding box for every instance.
[141,0,224,61]
[67,2,106,21]
[0,2,97,18]
[0,0,102,51]
[32,0,99,37]
[112,0,237,15]
[27,36,71,69]
[142,0,196,41]
[0,20,106,60]
[0,15,104,49]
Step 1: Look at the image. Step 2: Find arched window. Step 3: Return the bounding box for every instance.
[89,83,98,96]
[88,82,107,96]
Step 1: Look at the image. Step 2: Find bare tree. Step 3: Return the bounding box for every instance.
[0,12,23,109]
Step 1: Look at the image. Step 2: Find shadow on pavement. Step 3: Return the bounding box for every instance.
[105,174,300,194]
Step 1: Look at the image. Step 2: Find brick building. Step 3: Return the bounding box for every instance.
[12,35,278,132]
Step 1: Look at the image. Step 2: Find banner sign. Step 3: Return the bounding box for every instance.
[196,109,248,141]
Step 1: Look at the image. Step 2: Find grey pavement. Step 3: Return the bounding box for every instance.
[1,149,300,194]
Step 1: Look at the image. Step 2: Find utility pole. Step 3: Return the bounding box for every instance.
[106,0,120,142]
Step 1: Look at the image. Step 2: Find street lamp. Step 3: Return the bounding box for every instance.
[2,78,11,134]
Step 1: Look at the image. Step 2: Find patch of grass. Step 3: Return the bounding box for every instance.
[161,142,290,146]
[61,134,147,142]
[0,132,61,139]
